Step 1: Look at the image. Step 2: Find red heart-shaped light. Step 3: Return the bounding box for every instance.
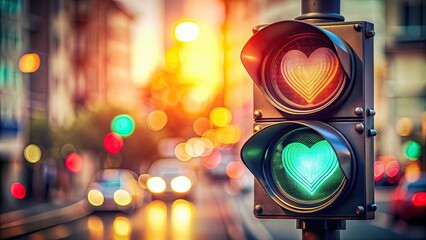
[281,47,340,103]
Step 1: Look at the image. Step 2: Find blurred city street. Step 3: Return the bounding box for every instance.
[1,0,425,239]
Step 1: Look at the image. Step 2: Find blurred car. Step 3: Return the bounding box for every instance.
[146,158,196,200]
[86,168,144,213]
[389,173,426,224]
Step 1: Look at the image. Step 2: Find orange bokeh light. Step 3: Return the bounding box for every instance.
[19,53,40,73]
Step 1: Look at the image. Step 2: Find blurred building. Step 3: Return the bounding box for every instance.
[381,0,425,168]
[0,0,136,201]
[0,0,28,191]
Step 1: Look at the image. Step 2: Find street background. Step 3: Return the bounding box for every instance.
[1,0,425,239]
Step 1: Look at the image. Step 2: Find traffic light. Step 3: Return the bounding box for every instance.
[240,20,375,219]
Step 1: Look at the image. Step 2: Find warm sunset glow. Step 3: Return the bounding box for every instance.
[281,48,340,104]
[175,21,200,42]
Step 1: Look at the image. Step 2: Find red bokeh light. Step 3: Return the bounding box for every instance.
[226,161,245,179]
[374,161,385,181]
[412,192,426,207]
[10,182,26,199]
[65,153,83,174]
[104,132,124,154]
[202,149,222,169]
[385,160,400,178]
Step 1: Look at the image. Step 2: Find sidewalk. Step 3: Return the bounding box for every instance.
[1,198,90,239]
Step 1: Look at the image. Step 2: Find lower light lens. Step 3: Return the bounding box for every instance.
[171,176,192,193]
[270,127,345,208]
[147,177,167,193]
[88,189,104,206]
[114,190,132,206]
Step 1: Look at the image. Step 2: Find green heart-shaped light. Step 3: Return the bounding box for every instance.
[282,140,339,195]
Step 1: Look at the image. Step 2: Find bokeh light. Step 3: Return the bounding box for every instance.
[395,117,414,136]
[202,149,222,169]
[113,216,132,237]
[193,117,211,136]
[374,161,385,181]
[217,124,242,145]
[87,215,104,239]
[113,190,132,206]
[111,114,135,137]
[65,153,83,174]
[138,174,151,189]
[175,142,192,162]
[209,107,232,127]
[171,199,193,239]
[23,144,42,163]
[385,160,400,178]
[404,161,421,183]
[402,140,422,160]
[171,176,192,193]
[87,189,104,206]
[226,161,245,179]
[186,138,205,157]
[147,177,166,193]
[103,132,124,154]
[147,110,168,131]
[19,53,40,73]
[175,21,200,42]
[145,200,167,240]
[10,182,26,199]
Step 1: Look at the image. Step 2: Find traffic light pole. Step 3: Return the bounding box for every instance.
[297,219,346,240]
[296,1,346,239]
[296,0,344,22]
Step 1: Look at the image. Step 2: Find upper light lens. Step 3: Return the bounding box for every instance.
[267,34,346,114]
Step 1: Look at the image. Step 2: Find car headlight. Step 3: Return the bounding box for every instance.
[88,189,104,206]
[147,177,166,193]
[114,190,132,206]
[171,176,192,193]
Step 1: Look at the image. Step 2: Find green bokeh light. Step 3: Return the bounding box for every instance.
[270,127,345,204]
[403,140,422,160]
[111,114,135,137]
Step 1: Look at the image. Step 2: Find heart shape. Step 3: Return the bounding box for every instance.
[282,140,338,195]
[281,48,339,103]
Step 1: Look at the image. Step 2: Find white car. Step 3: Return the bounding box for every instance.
[146,159,196,200]
[86,169,144,213]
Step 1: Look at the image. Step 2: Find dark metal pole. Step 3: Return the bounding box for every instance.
[295,0,344,22]
[297,219,346,240]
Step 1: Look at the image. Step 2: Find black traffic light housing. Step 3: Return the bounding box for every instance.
[241,20,375,220]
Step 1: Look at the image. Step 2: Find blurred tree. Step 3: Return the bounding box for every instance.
[51,104,164,172]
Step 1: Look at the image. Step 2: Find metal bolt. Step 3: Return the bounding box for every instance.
[368,203,377,212]
[353,24,362,32]
[354,107,364,116]
[254,110,262,119]
[368,129,377,137]
[355,206,364,215]
[366,30,375,38]
[254,125,262,133]
[355,123,364,133]
[254,204,263,214]
[366,108,376,116]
